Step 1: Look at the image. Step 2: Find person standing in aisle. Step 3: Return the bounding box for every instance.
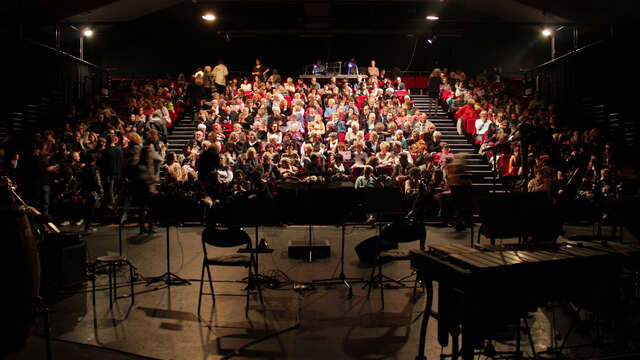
[212,59,228,95]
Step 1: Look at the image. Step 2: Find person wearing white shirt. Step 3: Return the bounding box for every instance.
[212,60,229,94]
[240,78,252,92]
[475,110,491,143]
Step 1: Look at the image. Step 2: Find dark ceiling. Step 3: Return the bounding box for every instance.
[6,0,634,29]
[3,0,630,77]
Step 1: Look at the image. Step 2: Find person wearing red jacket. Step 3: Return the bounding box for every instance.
[455,99,477,135]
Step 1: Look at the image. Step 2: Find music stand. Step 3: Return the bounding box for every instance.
[357,189,412,291]
[146,194,190,286]
[277,182,349,263]
[359,188,408,223]
[232,197,276,286]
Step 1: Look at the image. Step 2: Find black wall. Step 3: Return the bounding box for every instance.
[87,20,548,78]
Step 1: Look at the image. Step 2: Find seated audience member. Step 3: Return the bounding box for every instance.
[432,143,455,165]
[354,165,377,190]
[304,153,324,178]
[528,167,552,192]
[376,141,394,167]
[391,141,412,165]
[217,156,234,184]
[404,167,422,196]
[428,131,442,153]
[164,152,185,184]
[328,153,351,181]
[393,152,414,183]
[278,157,299,179]
[475,110,491,142]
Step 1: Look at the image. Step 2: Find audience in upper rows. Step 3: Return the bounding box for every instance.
[0,59,621,231]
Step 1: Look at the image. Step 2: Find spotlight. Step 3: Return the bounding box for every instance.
[542,28,552,37]
[426,15,439,21]
[202,13,216,21]
[425,35,437,45]
[82,28,93,37]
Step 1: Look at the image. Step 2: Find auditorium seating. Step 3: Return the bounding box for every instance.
[415,76,428,90]
[402,76,415,90]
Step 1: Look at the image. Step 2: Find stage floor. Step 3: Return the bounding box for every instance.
[9,223,639,360]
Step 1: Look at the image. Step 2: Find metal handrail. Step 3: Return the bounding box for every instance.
[15,33,103,70]
[519,39,608,73]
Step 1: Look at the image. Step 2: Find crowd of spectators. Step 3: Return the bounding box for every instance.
[0,58,622,232]
[441,67,621,210]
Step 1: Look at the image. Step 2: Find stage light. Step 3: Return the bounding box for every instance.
[82,28,93,37]
[426,15,439,21]
[542,28,552,37]
[202,13,216,21]
[427,39,433,44]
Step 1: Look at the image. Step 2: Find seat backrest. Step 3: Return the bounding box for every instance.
[202,227,251,248]
[415,76,428,89]
[351,166,364,180]
[402,76,415,89]
[375,166,393,177]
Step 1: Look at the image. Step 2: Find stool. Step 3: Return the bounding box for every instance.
[91,255,135,309]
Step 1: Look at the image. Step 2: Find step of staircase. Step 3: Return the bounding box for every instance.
[414,97,505,194]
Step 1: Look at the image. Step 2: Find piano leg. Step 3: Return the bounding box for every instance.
[416,278,433,360]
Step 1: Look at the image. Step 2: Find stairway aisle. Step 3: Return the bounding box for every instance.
[166,115,195,153]
[159,115,195,181]
[411,95,500,193]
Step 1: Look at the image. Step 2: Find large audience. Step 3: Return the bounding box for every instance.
[0,58,621,232]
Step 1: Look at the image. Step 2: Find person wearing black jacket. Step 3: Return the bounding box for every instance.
[100,134,123,211]
[120,132,157,233]
[18,142,55,215]
[186,78,207,121]
[427,69,443,99]
[197,142,221,192]
[78,152,103,232]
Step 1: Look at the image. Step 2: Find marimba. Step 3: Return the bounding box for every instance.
[410,241,640,360]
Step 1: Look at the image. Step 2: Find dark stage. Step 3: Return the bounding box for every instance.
[8,223,639,360]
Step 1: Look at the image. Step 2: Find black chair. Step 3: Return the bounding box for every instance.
[364,220,426,309]
[197,227,263,318]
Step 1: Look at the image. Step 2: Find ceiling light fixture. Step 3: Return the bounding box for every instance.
[202,13,216,21]
[82,28,93,37]
[426,15,439,21]
[542,28,552,37]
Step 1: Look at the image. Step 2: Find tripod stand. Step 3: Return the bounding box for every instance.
[313,225,363,296]
[147,223,190,286]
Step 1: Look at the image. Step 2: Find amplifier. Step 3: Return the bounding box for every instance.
[41,232,87,289]
[287,239,331,259]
